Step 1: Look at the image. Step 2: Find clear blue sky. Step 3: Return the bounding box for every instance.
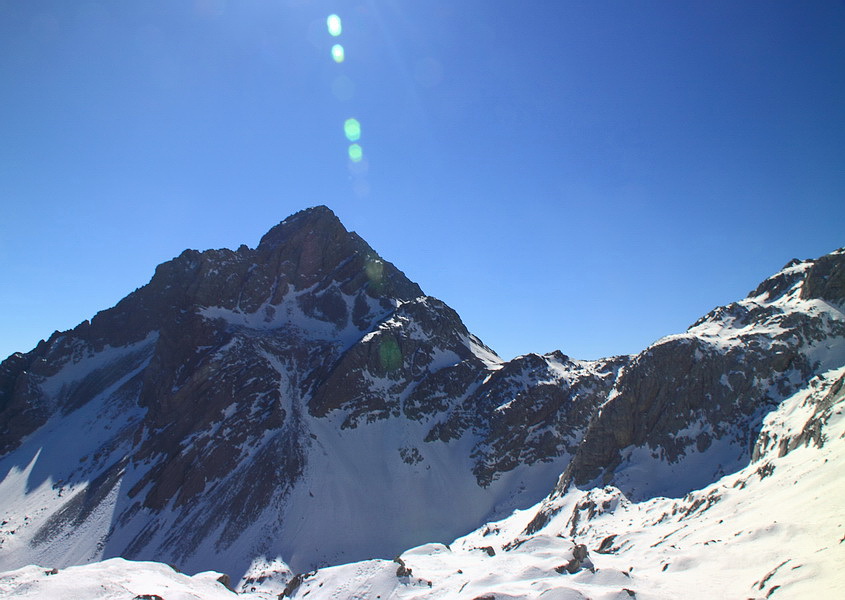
[2,1,844,362]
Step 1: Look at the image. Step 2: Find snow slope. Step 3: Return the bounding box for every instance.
[0,558,243,600]
[0,321,570,577]
[3,366,842,599]
[247,365,845,600]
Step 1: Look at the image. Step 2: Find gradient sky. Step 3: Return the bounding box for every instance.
[2,1,844,362]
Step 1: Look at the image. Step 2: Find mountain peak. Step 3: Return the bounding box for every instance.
[256,205,343,252]
[250,205,423,303]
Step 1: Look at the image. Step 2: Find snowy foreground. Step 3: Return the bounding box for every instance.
[2,368,844,599]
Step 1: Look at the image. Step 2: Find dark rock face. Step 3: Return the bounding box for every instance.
[463,352,627,486]
[308,297,479,427]
[0,352,51,455]
[800,248,845,302]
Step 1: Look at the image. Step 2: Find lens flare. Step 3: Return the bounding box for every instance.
[348,143,363,162]
[378,336,402,373]
[324,12,369,176]
[365,257,384,284]
[344,118,361,142]
[327,14,342,37]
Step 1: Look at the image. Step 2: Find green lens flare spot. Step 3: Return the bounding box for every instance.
[344,118,361,142]
[365,257,383,285]
[327,14,342,37]
[364,255,383,289]
[348,143,363,162]
[331,44,345,63]
[378,336,402,373]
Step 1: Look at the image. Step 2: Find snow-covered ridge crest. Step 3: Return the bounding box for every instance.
[553,248,845,501]
[0,558,241,600]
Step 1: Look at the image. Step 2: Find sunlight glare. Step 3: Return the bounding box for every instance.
[378,336,402,372]
[348,144,363,162]
[344,118,361,142]
[331,44,345,63]
[326,14,342,37]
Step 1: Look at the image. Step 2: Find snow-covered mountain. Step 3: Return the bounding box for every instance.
[4,365,843,599]
[0,207,619,577]
[262,364,845,599]
[0,206,843,598]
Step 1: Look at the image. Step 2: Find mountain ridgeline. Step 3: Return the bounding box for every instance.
[0,206,843,581]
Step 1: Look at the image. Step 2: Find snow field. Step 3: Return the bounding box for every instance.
[276,366,845,599]
[0,558,241,600]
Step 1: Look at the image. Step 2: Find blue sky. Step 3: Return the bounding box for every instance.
[2,1,844,362]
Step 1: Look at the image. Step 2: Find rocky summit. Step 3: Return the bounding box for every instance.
[0,207,843,598]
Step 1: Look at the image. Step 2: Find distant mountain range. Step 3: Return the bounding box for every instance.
[1,206,843,599]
